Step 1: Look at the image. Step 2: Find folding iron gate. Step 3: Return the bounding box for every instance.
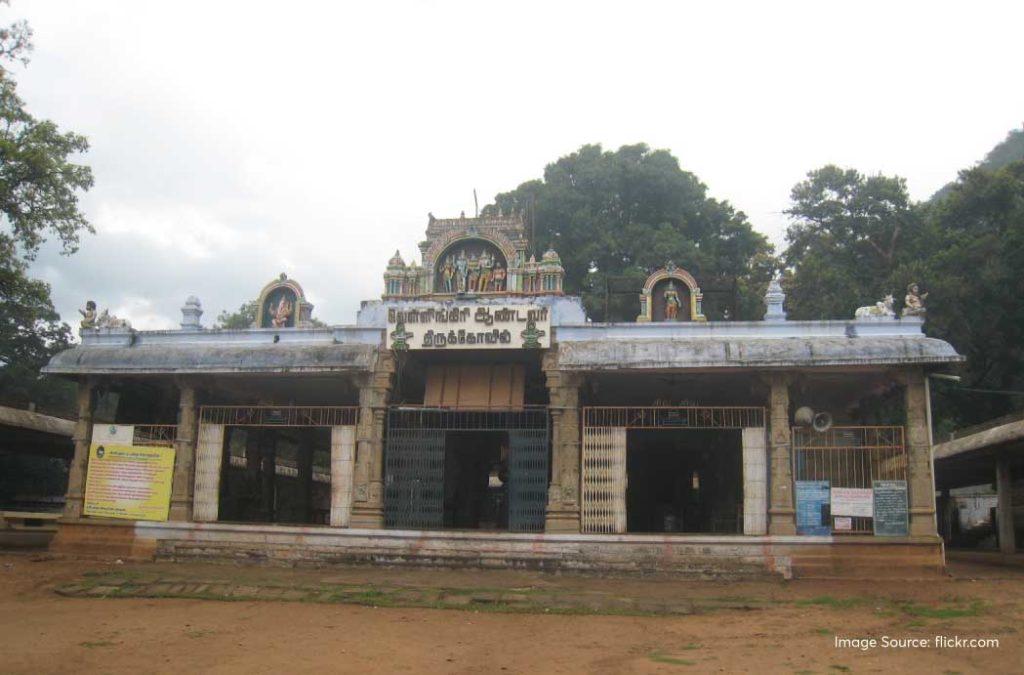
[581,406,766,534]
[384,407,550,532]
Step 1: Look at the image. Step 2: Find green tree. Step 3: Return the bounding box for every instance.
[215,300,258,329]
[484,143,774,320]
[932,128,1024,201]
[215,299,327,329]
[781,165,925,320]
[922,161,1024,429]
[0,4,93,416]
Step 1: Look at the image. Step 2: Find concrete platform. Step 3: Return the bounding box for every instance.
[49,520,945,579]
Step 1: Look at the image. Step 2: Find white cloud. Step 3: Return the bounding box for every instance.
[13,0,1024,329]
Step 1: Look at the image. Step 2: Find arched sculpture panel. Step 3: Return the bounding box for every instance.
[637,263,706,322]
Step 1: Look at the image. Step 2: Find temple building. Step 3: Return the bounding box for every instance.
[43,212,963,577]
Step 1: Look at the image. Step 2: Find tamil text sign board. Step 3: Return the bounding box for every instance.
[872,480,909,536]
[831,487,873,518]
[83,424,175,521]
[387,304,550,350]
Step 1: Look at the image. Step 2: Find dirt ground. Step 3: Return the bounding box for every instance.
[0,553,1021,674]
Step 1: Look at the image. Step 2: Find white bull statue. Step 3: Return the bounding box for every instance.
[855,294,895,319]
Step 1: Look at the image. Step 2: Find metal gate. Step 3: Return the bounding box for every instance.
[508,429,550,532]
[384,407,549,532]
[793,426,907,534]
[384,429,445,529]
[581,427,628,533]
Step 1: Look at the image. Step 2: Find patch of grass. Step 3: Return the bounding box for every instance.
[904,619,927,629]
[185,629,214,639]
[897,600,985,619]
[812,628,830,635]
[829,666,851,673]
[795,596,865,610]
[680,643,701,650]
[79,641,114,649]
[648,650,696,666]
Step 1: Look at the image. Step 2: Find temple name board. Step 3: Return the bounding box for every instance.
[387,304,550,350]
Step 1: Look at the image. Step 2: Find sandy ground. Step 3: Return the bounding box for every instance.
[0,553,1021,674]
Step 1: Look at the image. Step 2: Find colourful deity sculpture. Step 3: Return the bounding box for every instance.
[903,282,928,317]
[664,282,682,320]
[441,255,456,293]
[79,300,97,329]
[492,262,506,291]
[270,295,294,328]
[477,250,493,292]
[455,250,469,292]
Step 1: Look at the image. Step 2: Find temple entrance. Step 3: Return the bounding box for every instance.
[192,405,359,527]
[218,427,332,525]
[444,431,508,529]
[384,408,549,532]
[625,429,742,533]
[581,406,766,535]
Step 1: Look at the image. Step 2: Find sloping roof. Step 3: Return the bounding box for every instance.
[934,417,1024,461]
[0,406,75,437]
[43,343,378,375]
[555,336,962,371]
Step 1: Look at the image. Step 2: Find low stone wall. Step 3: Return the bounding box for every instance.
[50,520,945,579]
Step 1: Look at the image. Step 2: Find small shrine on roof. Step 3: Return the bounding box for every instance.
[637,261,706,322]
[383,211,564,299]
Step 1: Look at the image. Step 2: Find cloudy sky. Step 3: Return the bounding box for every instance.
[15,1,1024,329]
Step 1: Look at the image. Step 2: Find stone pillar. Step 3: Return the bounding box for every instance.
[543,353,582,533]
[905,368,937,537]
[768,373,796,534]
[329,426,357,527]
[996,455,1015,554]
[742,427,768,535]
[63,379,95,520]
[168,380,198,521]
[351,353,394,529]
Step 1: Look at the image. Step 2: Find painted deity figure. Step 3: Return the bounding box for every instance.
[455,250,469,292]
[492,262,506,291]
[477,250,493,292]
[664,282,682,320]
[79,300,97,329]
[441,255,456,293]
[903,282,928,317]
[270,295,294,328]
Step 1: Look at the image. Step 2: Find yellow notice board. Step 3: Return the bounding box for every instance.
[83,425,175,521]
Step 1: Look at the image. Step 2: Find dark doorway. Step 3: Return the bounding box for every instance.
[626,429,742,533]
[443,431,508,529]
[218,427,332,525]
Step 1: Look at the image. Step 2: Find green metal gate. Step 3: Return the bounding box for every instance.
[384,428,445,529]
[384,407,549,532]
[508,429,550,532]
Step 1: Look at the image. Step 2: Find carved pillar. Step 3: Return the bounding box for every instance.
[768,373,796,534]
[543,352,582,533]
[905,368,937,537]
[168,380,198,521]
[351,352,394,529]
[63,378,96,520]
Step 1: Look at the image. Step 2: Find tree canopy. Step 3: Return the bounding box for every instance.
[781,165,926,320]
[0,5,93,416]
[781,154,1024,432]
[484,143,774,321]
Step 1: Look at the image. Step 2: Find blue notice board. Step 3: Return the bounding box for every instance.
[796,480,831,536]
